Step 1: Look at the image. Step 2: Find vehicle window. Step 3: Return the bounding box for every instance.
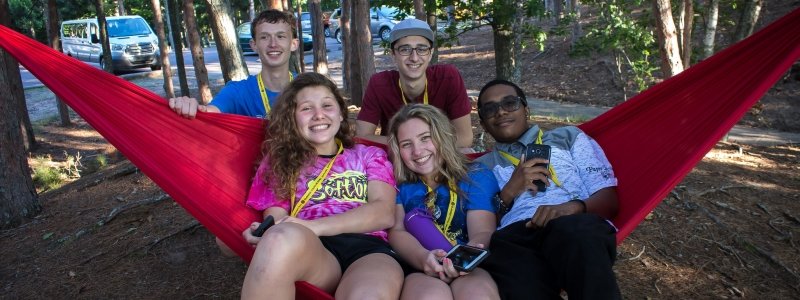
[107,18,152,37]
[238,23,251,37]
[301,13,311,21]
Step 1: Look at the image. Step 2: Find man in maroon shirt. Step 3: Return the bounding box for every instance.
[356,19,474,152]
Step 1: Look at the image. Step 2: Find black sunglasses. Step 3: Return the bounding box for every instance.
[478,96,526,119]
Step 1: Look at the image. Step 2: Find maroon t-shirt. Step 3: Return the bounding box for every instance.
[357,64,471,135]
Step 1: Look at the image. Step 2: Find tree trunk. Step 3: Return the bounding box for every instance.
[294,2,305,72]
[681,0,693,69]
[168,0,190,96]
[349,0,374,107]
[734,0,762,42]
[183,0,212,103]
[652,0,684,78]
[702,0,719,59]
[570,0,582,49]
[427,8,439,64]
[309,0,328,76]
[341,0,351,93]
[267,0,280,10]
[413,0,425,20]
[150,0,175,98]
[553,0,563,24]
[0,0,40,229]
[1,0,35,151]
[491,0,525,82]
[46,0,71,126]
[94,0,115,74]
[248,0,256,21]
[206,0,249,82]
[116,0,126,16]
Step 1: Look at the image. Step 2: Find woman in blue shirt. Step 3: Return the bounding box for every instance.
[387,104,500,300]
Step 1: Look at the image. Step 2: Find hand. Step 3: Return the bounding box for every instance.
[526,201,583,228]
[421,249,464,283]
[502,155,551,200]
[168,96,206,119]
[241,222,263,248]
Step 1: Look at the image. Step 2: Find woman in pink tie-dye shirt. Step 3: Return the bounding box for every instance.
[238,73,404,300]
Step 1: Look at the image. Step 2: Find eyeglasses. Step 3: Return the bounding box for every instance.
[478,96,525,119]
[394,45,432,56]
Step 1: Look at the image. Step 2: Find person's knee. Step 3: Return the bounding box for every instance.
[450,269,499,300]
[253,222,315,259]
[548,214,614,243]
[338,254,404,300]
[401,273,452,300]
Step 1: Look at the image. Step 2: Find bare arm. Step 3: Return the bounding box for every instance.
[465,210,496,247]
[451,114,474,150]
[355,120,388,145]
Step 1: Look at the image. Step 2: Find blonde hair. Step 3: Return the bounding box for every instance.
[387,104,469,188]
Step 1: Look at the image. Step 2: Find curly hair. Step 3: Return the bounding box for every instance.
[262,72,354,200]
[387,104,469,192]
[251,9,296,38]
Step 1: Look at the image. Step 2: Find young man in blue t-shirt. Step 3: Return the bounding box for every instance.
[169,10,297,119]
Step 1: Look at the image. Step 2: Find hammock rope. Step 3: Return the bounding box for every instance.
[1,8,797,299]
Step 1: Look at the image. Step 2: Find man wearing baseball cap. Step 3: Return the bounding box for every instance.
[356,18,474,152]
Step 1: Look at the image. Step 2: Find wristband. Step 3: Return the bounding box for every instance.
[569,199,587,213]
[495,193,514,214]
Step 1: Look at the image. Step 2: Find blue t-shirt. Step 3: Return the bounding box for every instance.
[210,74,285,118]
[396,164,499,244]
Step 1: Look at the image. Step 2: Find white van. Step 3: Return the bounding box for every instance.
[61,15,161,72]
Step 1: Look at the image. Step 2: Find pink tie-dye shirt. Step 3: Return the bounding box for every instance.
[246,144,395,240]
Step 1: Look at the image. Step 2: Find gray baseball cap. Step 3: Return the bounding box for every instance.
[389,19,434,45]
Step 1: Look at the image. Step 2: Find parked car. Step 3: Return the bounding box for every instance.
[61,15,161,73]
[237,21,312,54]
[329,6,406,44]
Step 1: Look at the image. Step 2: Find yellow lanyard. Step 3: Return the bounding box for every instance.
[258,72,294,116]
[289,140,343,217]
[398,78,428,105]
[498,129,562,187]
[425,181,458,244]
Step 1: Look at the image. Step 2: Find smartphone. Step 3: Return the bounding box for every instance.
[252,215,275,237]
[445,244,490,272]
[526,144,552,192]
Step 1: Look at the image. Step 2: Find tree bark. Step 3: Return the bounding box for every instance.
[0,0,40,229]
[570,0,582,48]
[681,0,693,69]
[491,0,525,82]
[702,0,719,59]
[206,0,249,82]
[150,0,175,98]
[734,0,762,42]
[341,0,352,93]
[413,0,425,20]
[248,0,256,21]
[309,0,328,76]
[1,0,35,150]
[168,0,190,96]
[652,0,684,78]
[46,0,71,126]
[349,0,374,107]
[116,0,126,16]
[183,0,213,103]
[295,2,305,72]
[94,0,115,74]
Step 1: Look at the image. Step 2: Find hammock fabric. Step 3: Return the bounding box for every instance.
[1,8,798,299]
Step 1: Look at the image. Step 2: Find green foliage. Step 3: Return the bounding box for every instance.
[573,0,657,92]
[30,153,83,192]
[9,0,45,40]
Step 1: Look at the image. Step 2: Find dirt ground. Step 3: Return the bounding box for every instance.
[2,4,799,299]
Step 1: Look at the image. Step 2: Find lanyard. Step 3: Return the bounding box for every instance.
[289,140,343,217]
[398,78,428,105]
[258,72,293,116]
[498,129,562,187]
[425,181,458,244]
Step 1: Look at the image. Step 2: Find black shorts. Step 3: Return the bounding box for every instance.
[319,233,412,274]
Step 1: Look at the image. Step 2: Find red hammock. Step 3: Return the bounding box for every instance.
[1,8,798,299]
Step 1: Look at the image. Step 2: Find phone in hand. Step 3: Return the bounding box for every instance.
[252,215,275,237]
[526,144,552,192]
[445,244,490,272]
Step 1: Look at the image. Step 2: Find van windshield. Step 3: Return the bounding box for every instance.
[107,18,152,37]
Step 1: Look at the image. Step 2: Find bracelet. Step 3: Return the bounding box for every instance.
[495,193,514,214]
[569,199,587,213]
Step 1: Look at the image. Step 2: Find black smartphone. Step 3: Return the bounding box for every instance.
[526,144,552,192]
[252,215,275,237]
[445,244,490,272]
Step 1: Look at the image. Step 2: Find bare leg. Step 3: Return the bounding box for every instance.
[335,253,405,300]
[450,268,500,300]
[241,223,342,300]
[400,273,453,300]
